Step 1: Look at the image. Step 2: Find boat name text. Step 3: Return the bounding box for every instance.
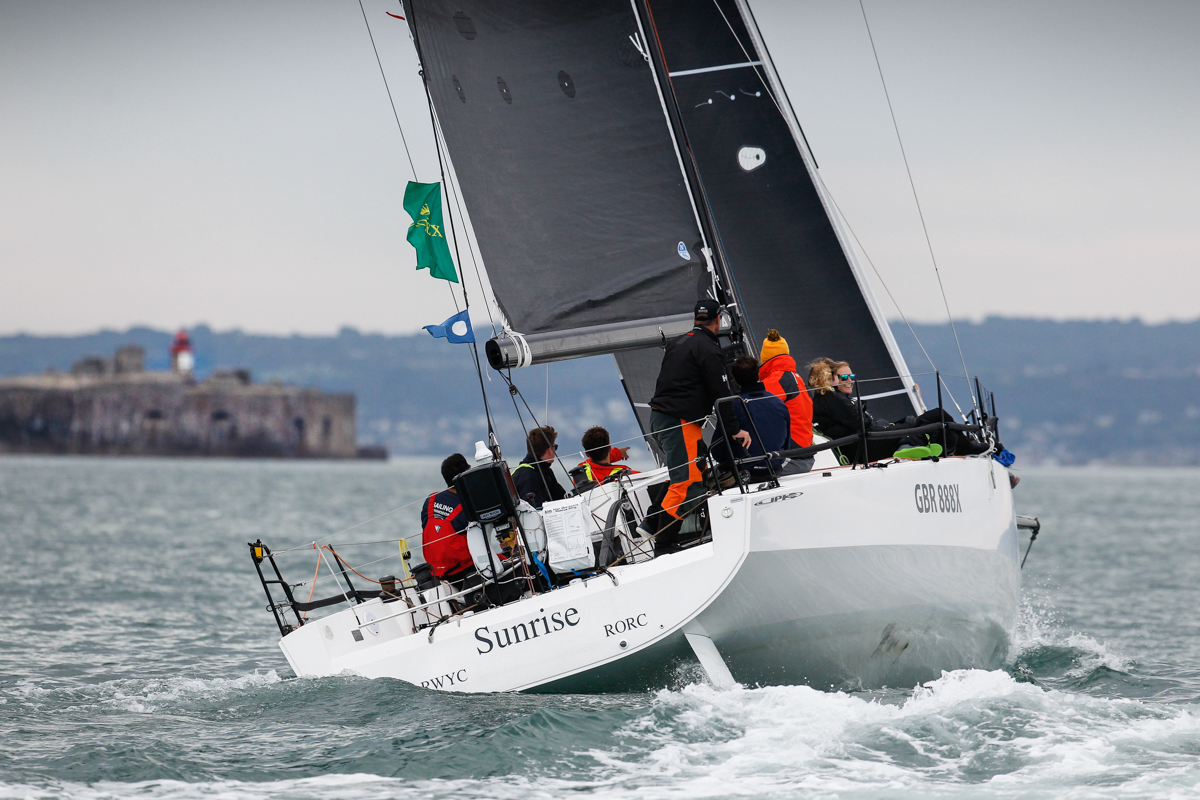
[605,614,647,637]
[420,669,467,690]
[474,607,579,654]
[915,483,962,514]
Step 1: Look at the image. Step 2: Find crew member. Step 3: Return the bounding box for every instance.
[575,425,638,484]
[420,453,474,581]
[759,329,814,448]
[512,426,566,508]
[716,355,810,478]
[645,299,750,553]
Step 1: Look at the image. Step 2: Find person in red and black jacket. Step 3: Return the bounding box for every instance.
[420,453,474,582]
[574,426,639,485]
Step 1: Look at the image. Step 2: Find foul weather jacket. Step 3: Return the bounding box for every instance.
[512,452,566,509]
[759,353,814,447]
[649,326,740,434]
[812,389,882,440]
[711,383,792,477]
[419,488,472,577]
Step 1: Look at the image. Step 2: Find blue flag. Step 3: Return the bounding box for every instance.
[424,309,475,343]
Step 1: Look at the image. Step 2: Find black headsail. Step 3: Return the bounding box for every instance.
[638,0,919,419]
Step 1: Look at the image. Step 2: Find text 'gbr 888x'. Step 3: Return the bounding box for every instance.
[914,483,962,514]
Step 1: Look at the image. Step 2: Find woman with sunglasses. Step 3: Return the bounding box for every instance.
[809,359,895,463]
[808,359,986,463]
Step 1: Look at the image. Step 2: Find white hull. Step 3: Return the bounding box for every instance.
[279,455,1020,692]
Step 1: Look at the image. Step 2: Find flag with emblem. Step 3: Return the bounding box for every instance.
[403,181,458,283]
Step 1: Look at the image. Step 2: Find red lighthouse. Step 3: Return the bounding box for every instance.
[170,329,194,374]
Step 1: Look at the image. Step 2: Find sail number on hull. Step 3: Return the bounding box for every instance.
[914,483,962,514]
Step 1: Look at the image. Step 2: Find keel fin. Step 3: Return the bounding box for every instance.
[685,633,735,689]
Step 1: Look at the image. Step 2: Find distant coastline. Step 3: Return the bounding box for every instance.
[0,340,378,459]
[3,318,1198,465]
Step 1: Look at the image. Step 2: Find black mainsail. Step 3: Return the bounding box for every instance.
[403,2,711,354]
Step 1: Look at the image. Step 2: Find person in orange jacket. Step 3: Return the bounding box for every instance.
[759,329,814,449]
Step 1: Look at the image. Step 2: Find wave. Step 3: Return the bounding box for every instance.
[4,669,1200,800]
[5,601,1199,798]
[3,670,284,714]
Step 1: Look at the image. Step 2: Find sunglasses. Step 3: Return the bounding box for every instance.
[837,373,855,381]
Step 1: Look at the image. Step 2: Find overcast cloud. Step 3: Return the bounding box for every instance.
[1,0,1197,336]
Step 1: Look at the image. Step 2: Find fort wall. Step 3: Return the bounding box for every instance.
[0,346,357,458]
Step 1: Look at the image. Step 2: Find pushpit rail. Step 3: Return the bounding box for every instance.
[249,540,304,636]
[249,540,402,636]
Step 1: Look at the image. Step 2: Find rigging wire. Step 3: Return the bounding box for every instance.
[500,370,556,503]
[356,0,418,181]
[857,0,976,415]
[501,370,575,488]
[820,184,965,414]
[272,496,427,554]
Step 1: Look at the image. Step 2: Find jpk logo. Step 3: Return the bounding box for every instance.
[755,491,802,506]
[914,483,962,514]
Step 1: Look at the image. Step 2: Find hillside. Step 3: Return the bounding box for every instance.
[2,318,1197,465]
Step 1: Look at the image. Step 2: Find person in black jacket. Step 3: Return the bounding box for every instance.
[809,359,986,462]
[710,355,807,479]
[512,426,566,508]
[643,299,749,553]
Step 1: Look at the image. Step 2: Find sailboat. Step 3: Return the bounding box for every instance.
[251,0,1034,693]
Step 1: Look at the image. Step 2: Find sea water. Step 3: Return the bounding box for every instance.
[2,457,1199,800]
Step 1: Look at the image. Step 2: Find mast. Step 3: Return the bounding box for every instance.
[630,0,747,344]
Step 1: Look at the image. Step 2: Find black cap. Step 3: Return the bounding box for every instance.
[694,298,722,321]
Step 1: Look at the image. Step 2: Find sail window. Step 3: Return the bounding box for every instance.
[558,71,575,98]
[452,12,476,40]
[497,77,512,104]
[452,75,466,103]
[738,146,766,172]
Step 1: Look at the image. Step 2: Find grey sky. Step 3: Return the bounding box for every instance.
[1,0,1197,336]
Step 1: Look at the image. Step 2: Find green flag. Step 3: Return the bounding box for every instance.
[403,181,458,283]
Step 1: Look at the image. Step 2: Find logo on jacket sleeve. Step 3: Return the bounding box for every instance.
[677,242,691,260]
